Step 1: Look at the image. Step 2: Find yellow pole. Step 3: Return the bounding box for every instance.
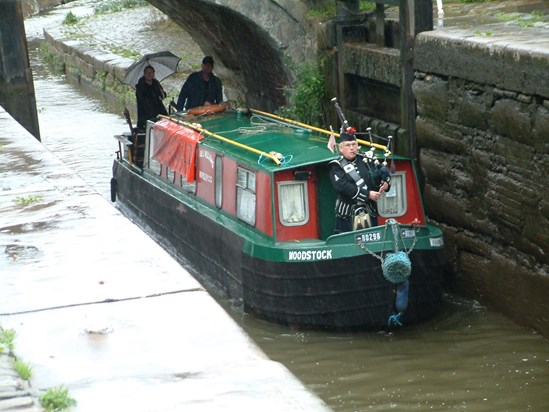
[249,108,389,152]
[158,115,281,166]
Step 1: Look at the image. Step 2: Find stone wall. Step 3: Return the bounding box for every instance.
[22,0,68,17]
[413,28,549,337]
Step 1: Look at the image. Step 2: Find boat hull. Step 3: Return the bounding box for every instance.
[113,160,447,330]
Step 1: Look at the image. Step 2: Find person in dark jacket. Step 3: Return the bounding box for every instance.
[176,56,223,111]
[135,65,167,129]
[329,130,391,233]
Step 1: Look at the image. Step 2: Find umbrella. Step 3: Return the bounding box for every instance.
[123,51,181,88]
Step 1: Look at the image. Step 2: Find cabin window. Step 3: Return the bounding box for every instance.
[378,172,407,217]
[236,168,256,225]
[215,156,223,208]
[277,181,309,226]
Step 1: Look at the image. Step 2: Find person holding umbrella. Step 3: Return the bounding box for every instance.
[135,65,168,129]
[176,56,223,111]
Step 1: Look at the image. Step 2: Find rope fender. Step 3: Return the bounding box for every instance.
[382,251,411,284]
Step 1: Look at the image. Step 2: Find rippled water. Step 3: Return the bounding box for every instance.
[20,6,549,411]
[234,297,549,411]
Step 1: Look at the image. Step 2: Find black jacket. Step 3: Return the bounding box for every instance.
[135,77,167,129]
[329,153,391,218]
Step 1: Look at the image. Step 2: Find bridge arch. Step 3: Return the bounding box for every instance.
[149,0,315,111]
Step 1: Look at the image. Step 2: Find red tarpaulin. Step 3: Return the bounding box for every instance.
[151,118,204,182]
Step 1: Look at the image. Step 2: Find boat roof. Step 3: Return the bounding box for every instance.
[170,110,393,173]
[191,111,337,172]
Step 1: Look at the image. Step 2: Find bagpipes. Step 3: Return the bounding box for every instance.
[330,97,394,181]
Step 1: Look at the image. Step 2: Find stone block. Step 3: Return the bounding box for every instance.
[415,28,549,97]
[415,30,506,89]
[452,88,490,130]
[523,216,549,264]
[419,149,453,184]
[412,75,448,121]
[342,43,401,86]
[0,395,34,410]
[416,117,468,154]
[80,61,95,80]
[470,147,492,171]
[533,105,549,153]
[455,230,492,258]
[423,184,470,228]
[492,135,536,172]
[490,98,533,145]
[502,42,549,99]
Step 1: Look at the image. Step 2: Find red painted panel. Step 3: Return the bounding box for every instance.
[378,160,426,226]
[195,147,215,204]
[274,168,319,241]
[222,158,237,215]
[255,172,273,237]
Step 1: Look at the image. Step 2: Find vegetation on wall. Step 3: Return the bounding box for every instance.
[496,10,548,27]
[276,62,326,127]
[40,386,77,412]
[39,43,65,73]
[307,0,376,20]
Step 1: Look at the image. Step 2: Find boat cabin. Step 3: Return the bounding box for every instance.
[132,111,425,243]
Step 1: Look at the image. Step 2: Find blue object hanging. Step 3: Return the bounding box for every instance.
[395,279,410,312]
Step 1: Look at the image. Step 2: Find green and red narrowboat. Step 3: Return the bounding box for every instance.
[111,107,449,330]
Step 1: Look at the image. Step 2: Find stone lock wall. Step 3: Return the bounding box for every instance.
[413,28,549,337]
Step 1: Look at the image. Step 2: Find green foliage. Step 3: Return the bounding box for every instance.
[14,359,32,380]
[0,327,16,353]
[307,2,336,18]
[359,1,376,12]
[13,195,44,207]
[495,10,548,28]
[276,63,325,127]
[109,44,141,60]
[474,30,492,36]
[307,1,375,19]
[40,386,77,412]
[63,11,79,25]
[39,43,65,73]
[94,0,147,14]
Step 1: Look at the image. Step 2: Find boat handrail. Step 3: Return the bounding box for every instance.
[249,108,389,152]
[158,115,282,166]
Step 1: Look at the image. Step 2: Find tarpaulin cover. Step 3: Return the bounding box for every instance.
[151,118,204,182]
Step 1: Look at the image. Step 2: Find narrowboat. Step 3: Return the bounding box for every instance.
[111,106,449,330]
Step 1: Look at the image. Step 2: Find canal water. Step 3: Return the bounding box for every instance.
[17,5,549,411]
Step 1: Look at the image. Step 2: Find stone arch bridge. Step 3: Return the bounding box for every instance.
[148,0,317,111]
